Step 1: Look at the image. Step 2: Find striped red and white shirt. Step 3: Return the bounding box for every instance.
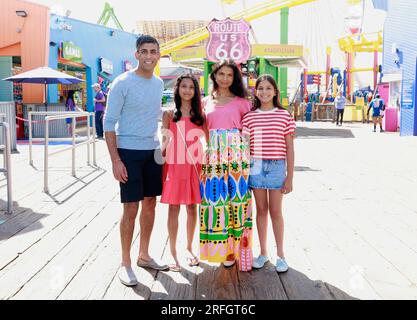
[242,108,296,160]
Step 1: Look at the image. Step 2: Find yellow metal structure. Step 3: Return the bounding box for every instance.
[306,70,326,74]
[160,0,318,56]
[170,44,306,69]
[338,31,383,53]
[347,0,362,4]
[349,67,374,73]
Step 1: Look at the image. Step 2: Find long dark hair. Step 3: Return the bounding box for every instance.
[66,90,75,105]
[252,75,284,111]
[173,74,204,126]
[210,59,248,98]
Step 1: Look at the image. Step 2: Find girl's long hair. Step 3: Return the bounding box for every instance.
[66,90,75,106]
[252,75,284,111]
[210,59,248,98]
[173,74,204,126]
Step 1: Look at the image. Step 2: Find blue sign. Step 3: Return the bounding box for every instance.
[401,79,414,110]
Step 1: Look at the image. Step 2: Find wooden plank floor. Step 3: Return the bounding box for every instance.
[1,122,417,300]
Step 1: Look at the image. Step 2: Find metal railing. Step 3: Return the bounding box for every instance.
[0,115,13,214]
[313,103,336,122]
[27,112,97,193]
[44,112,97,193]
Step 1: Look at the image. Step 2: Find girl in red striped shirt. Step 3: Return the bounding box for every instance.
[242,75,295,273]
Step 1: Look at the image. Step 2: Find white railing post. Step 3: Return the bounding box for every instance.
[34,111,98,194]
[71,117,76,177]
[87,113,91,166]
[44,118,49,193]
[1,122,13,214]
[92,113,97,166]
[29,112,33,166]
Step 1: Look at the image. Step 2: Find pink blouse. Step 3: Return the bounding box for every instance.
[203,96,251,130]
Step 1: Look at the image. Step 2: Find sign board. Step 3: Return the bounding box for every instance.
[171,46,206,63]
[61,42,82,63]
[123,60,134,72]
[251,44,303,57]
[206,18,251,64]
[401,79,414,110]
[100,57,113,75]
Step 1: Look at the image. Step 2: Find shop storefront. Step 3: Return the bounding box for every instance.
[1,1,138,140]
[48,14,138,113]
[57,41,87,110]
[381,0,417,136]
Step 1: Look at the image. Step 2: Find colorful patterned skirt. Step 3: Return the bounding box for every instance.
[200,129,252,266]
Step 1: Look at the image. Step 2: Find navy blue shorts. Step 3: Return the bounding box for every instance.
[117,148,163,203]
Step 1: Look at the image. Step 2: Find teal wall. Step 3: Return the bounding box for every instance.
[0,57,13,101]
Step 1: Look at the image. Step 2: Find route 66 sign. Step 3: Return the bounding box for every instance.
[206,18,251,64]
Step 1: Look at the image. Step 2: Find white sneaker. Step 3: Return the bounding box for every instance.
[252,255,269,269]
[275,258,289,273]
[118,266,138,286]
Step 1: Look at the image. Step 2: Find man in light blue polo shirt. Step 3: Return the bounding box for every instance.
[103,35,168,287]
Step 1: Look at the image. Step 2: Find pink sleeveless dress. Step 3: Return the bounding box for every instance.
[160,117,204,205]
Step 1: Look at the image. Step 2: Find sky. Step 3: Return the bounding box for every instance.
[27,0,387,90]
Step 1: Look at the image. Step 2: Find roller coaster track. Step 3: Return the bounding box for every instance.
[160,0,317,56]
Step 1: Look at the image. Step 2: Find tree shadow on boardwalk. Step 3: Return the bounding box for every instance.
[120,261,358,300]
[296,126,355,139]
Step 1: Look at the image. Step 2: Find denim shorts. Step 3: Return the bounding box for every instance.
[249,159,287,190]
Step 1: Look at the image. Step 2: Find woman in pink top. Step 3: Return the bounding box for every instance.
[200,59,253,271]
[161,74,205,271]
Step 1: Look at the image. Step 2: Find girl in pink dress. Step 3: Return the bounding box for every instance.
[161,74,205,271]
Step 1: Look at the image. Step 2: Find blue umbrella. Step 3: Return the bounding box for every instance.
[2,66,84,110]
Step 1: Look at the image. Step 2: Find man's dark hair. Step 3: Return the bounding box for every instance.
[136,34,159,51]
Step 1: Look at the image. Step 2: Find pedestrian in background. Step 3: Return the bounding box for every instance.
[65,90,82,136]
[369,94,385,132]
[92,83,106,139]
[334,91,346,126]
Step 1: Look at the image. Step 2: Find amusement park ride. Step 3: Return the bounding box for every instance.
[159,0,317,56]
[98,0,382,105]
[97,2,124,31]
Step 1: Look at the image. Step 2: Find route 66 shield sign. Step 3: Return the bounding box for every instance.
[206,18,251,64]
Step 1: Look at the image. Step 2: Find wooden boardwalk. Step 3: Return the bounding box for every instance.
[1,122,417,300]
